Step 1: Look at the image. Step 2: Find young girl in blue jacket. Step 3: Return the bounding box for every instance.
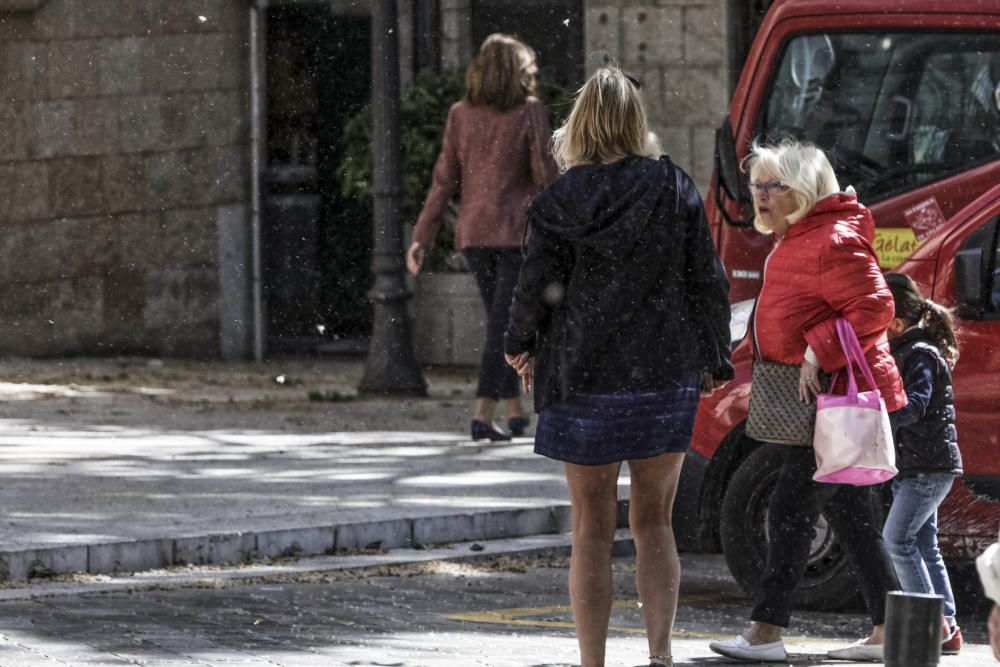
[883,272,964,655]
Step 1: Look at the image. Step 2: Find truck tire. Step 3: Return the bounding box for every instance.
[720,443,862,612]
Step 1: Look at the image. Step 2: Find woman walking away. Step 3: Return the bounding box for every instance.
[883,272,964,654]
[504,66,733,667]
[708,140,905,663]
[407,33,558,442]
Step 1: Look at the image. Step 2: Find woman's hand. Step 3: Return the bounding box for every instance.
[505,352,535,393]
[798,358,822,404]
[406,242,426,275]
[700,373,728,397]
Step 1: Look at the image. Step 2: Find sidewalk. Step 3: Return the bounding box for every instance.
[0,357,601,581]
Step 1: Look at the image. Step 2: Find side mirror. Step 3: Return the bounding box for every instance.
[714,118,754,228]
[715,118,742,200]
[953,246,984,318]
[953,217,997,319]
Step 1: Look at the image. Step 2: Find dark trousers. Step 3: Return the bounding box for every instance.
[751,446,899,628]
[463,247,523,400]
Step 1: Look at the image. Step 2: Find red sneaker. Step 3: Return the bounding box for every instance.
[942,626,962,655]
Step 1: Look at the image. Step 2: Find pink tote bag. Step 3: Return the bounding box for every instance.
[812,318,897,485]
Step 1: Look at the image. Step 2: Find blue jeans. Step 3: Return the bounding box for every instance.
[883,473,957,620]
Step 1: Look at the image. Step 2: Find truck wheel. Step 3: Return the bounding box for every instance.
[720,443,862,612]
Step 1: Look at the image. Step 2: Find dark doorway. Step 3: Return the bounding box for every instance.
[727,0,774,94]
[471,0,584,92]
[264,7,372,356]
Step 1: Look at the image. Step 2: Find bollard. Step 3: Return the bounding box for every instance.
[884,591,943,667]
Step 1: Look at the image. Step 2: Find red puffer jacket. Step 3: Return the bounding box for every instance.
[752,192,907,412]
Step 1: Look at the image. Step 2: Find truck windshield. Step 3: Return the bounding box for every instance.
[763,32,1000,203]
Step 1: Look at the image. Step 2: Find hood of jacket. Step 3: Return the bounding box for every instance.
[785,191,875,243]
[527,155,673,259]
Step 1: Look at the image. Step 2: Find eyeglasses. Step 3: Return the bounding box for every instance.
[748,179,789,196]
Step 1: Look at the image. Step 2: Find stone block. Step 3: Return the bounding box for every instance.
[33,0,237,39]
[412,272,485,366]
[161,90,247,150]
[144,146,248,210]
[217,204,251,360]
[46,39,100,98]
[691,123,716,195]
[87,539,173,575]
[257,527,335,560]
[0,161,48,222]
[0,546,88,582]
[173,532,256,566]
[584,5,620,67]
[150,1,246,35]
[683,4,725,66]
[0,101,30,159]
[651,124,692,173]
[34,0,122,39]
[621,6,682,67]
[31,98,120,158]
[142,267,218,331]
[0,11,36,41]
[118,94,162,153]
[101,152,145,213]
[103,212,164,271]
[0,277,105,355]
[0,40,47,102]
[98,37,145,95]
[660,64,728,126]
[49,156,102,217]
[141,32,244,94]
[631,65,664,113]
[162,206,223,268]
[335,519,412,551]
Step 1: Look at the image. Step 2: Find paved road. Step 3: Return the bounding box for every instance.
[0,547,994,666]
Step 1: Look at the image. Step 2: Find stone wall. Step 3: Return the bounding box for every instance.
[436,0,729,194]
[585,0,728,194]
[0,1,250,357]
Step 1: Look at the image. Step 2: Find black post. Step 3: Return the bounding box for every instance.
[359,0,428,396]
[884,591,943,667]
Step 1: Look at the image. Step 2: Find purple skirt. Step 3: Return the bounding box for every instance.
[534,374,700,466]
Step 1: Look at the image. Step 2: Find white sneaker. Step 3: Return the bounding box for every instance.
[708,635,787,662]
[827,639,884,661]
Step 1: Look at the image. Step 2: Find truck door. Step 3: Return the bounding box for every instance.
[927,186,1000,556]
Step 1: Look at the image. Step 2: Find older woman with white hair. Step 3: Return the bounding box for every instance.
[504,66,733,667]
[709,140,907,663]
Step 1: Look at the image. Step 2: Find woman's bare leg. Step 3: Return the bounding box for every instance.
[565,461,621,667]
[628,452,685,663]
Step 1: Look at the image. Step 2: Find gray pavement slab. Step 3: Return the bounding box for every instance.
[0,549,994,667]
[0,358,612,580]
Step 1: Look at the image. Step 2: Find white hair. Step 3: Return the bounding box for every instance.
[744,140,840,234]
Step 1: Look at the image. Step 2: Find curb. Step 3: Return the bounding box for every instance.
[0,503,595,582]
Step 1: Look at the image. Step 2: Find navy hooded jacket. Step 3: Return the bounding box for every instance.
[504,154,734,412]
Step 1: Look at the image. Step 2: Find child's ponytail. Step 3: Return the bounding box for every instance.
[922,299,959,368]
[885,272,960,368]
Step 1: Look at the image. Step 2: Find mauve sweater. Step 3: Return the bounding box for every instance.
[413,97,559,250]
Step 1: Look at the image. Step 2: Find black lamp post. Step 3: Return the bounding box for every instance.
[359,0,428,396]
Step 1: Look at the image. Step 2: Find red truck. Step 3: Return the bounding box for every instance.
[676,0,1000,610]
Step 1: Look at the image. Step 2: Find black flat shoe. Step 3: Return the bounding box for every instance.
[508,416,530,437]
[471,419,511,442]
